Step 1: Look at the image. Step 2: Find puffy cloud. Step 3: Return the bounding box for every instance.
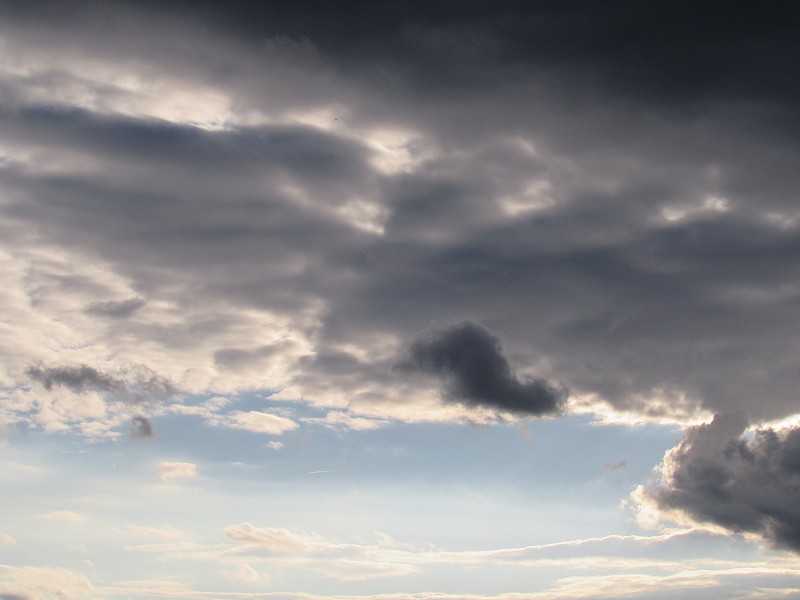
[396,321,565,416]
[157,461,198,482]
[634,413,800,552]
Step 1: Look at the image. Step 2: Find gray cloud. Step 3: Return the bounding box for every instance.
[643,413,800,552]
[25,363,178,404]
[84,297,146,318]
[130,415,153,439]
[0,0,799,426]
[396,321,565,416]
[25,363,120,394]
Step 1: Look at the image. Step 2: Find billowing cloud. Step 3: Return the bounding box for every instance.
[396,321,565,416]
[1,0,799,429]
[635,413,800,553]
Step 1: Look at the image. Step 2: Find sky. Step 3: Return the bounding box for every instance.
[2,1,800,598]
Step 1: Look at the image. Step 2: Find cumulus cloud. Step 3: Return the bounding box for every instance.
[157,461,198,482]
[396,321,565,416]
[636,413,800,553]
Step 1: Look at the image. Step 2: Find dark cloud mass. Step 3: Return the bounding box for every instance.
[1,2,800,423]
[397,321,565,416]
[644,413,800,552]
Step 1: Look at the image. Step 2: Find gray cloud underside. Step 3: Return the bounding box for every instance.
[1,2,800,421]
[644,413,800,553]
[25,363,178,404]
[397,321,564,416]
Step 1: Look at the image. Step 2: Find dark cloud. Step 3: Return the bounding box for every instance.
[84,297,146,318]
[130,415,153,439]
[604,460,628,472]
[396,321,565,416]
[1,0,800,426]
[26,363,120,394]
[26,363,178,404]
[643,413,800,553]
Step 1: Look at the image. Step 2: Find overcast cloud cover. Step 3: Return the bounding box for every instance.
[2,1,800,598]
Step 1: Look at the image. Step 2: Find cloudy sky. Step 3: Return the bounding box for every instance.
[2,1,800,598]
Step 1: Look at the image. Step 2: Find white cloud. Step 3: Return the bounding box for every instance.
[32,511,85,523]
[0,533,16,545]
[157,461,198,482]
[209,411,298,435]
[0,565,94,600]
[127,524,189,541]
[302,411,389,431]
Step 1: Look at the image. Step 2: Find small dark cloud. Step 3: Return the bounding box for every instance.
[213,343,284,370]
[604,460,628,472]
[130,415,154,439]
[644,412,800,553]
[25,363,120,394]
[84,296,146,318]
[396,321,565,416]
[26,362,178,404]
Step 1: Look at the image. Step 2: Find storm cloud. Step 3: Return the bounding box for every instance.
[1,2,800,425]
[397,321,565,416]
[641,413,800,553]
